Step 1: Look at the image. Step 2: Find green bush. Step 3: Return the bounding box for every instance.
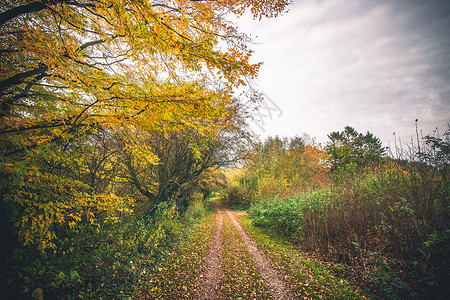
[250,197,304,238]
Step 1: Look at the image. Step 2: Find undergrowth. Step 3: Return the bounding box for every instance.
[142,210,217,299]
[248,163,449,299]
[2,198,212,299]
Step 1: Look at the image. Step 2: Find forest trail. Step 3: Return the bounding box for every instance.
[194,202,295,299]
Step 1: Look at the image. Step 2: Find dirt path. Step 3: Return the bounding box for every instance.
[194,202,295,300]
[193,202,224,299]
[225,209,296,300]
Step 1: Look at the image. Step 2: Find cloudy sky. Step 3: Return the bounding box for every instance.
[235,0,450,149]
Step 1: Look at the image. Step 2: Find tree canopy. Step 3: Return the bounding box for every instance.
[1,0,287,145]
[0,0,290,250]
[325,126,386,171]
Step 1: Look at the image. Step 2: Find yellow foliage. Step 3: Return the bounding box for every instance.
[0,0,290,250]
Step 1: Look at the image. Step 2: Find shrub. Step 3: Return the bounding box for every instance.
[183,193,208,223]
[249,162,449,298]
[221,184,255,209]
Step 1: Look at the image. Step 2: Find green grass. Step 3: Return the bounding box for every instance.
[238,214,368,299]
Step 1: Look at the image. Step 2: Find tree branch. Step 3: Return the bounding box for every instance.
[0,2,47,27]
[0,0,97,27]
[0,64,48,93]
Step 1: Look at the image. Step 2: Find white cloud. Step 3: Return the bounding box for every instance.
[236,0,450,146]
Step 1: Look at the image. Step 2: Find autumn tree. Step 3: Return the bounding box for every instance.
[0,0,290,250]
[238,135,330,198]
[120,98,251,214]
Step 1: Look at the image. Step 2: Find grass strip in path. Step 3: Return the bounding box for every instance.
[237,213,369,300]
[218,212,271,299]
[226,210,296,300]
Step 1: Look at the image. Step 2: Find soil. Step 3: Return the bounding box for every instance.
[193,202,295,300]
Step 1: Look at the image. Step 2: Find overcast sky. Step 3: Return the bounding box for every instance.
[235,0,450,149]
